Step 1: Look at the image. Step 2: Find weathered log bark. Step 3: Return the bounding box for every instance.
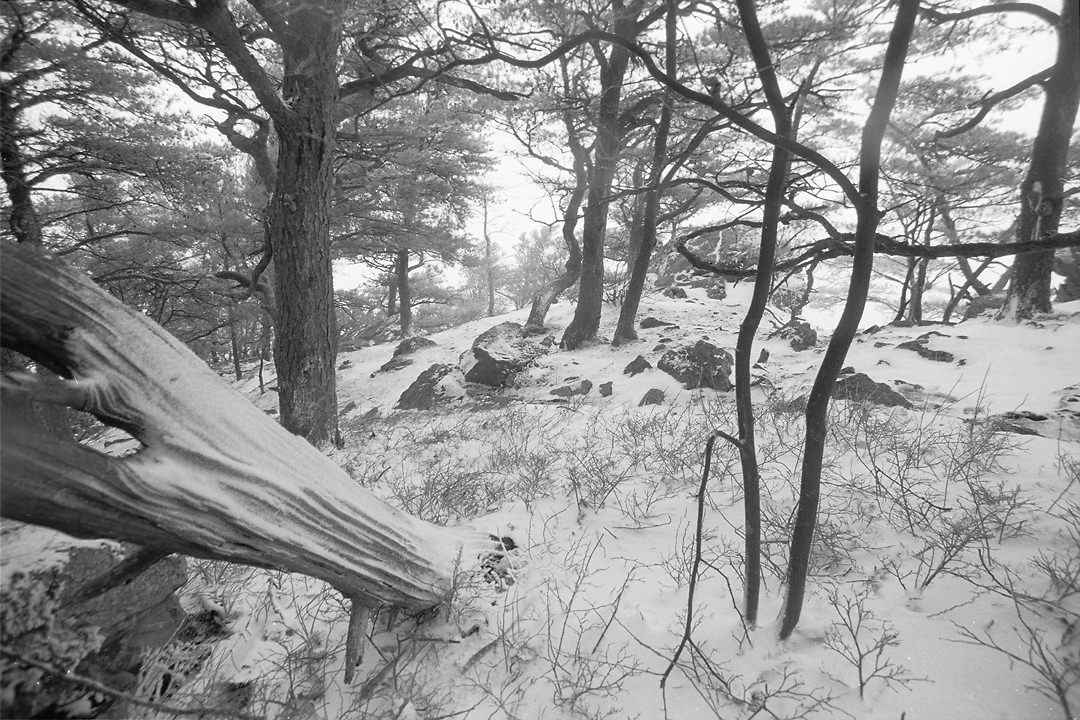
[0,243,497,613]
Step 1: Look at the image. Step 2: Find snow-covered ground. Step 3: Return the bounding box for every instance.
[4,285,1078,720]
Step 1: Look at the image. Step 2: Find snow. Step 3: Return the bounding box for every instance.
[3,283,1078,720]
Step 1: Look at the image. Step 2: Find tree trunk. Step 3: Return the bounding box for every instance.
[267,4,343,448]
[0,243,499,612]
[727,0,799,626]
[1003,0,1080,319]
[779,0,919,640]
[560,1,640,350]
[0,33,43,247]
[228,304,243,381]
[525,153,586,331]
[483,196,496,317]
[395,249,413,337]
[613,0,677,347]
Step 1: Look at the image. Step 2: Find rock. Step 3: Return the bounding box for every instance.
[897,334,955,363]
[962,292,1006,319]
[640,316,676,329]
[378,336,437,373]
[756,349,770,364]
[1,541,187,718]
[657,340,734,391]
[663,286,688,298]
[551,379,593,397]
[1053,246,1080,302]
[705,281,727,300]
[780,321,817,351]
[624,355,652,376]
[640,388,665,406]
[832,373,912,408]
[599,381,613,397]
[459,322,548,387]
[397,363,455,410]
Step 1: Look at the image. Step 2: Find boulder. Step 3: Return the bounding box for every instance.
[657,340,734,391]
[780,321,817,351]
[640,316,676,329]
[1,540,187,718]
[897,334,955,363]
[459,322,549,387]
[397,363,455,410]
[640,388,665,406]
[551,379,593,398]
[599,381,613,397]
[662,286,688,298]
[623,355,652,376]
[962,292,1006,320]
[832,372,912,408]
[378,336,437,373]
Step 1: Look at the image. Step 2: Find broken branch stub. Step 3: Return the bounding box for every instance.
[0,243,495,612]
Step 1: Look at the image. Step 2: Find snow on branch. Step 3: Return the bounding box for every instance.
[0,242,499,612]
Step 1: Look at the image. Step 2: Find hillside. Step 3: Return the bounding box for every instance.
[3,284,1079,720]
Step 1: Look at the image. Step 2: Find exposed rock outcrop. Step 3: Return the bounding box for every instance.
[397,363,456,410]
[377,336,437,374]
[657,340,734,391]
[832,372,912,408]
[459,323,550,387]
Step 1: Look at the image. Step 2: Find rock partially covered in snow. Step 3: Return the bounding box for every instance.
[624,355,652,376]
[640,316,676,329]
[551,379,592,397]
[779,320,817,351]
[657,340,734,390]
[1,537,186,717]
[832,372,912,408]
[640,388,665,406]
[897,333,955,363]
[397,363,457,410]
[459,322,550,387]
[378,336,436,373]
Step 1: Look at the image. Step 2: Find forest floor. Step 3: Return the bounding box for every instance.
[5,284,1080,720]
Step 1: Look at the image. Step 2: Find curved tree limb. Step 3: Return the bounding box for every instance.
[937,66,1053,139]
[922,3,1059,27]
[676,229,1080,279]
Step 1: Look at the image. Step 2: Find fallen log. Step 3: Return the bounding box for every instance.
[1,242,499,612]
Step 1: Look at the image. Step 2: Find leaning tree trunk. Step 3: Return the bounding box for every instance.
[613,0,677,347]
[525,150,586,330]
[560,2,639,350]
[0,243,500,612]
[779,0,919,640]
[1003,0,1080,319]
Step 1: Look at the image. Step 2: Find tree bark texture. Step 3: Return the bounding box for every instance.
[560,1,641,350]
[266,2,344,448]
[0,22,43,246]
[395,249,413,337]
[1004,0,1080,318]
[779,0,920,640]
[0,243,496,612]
